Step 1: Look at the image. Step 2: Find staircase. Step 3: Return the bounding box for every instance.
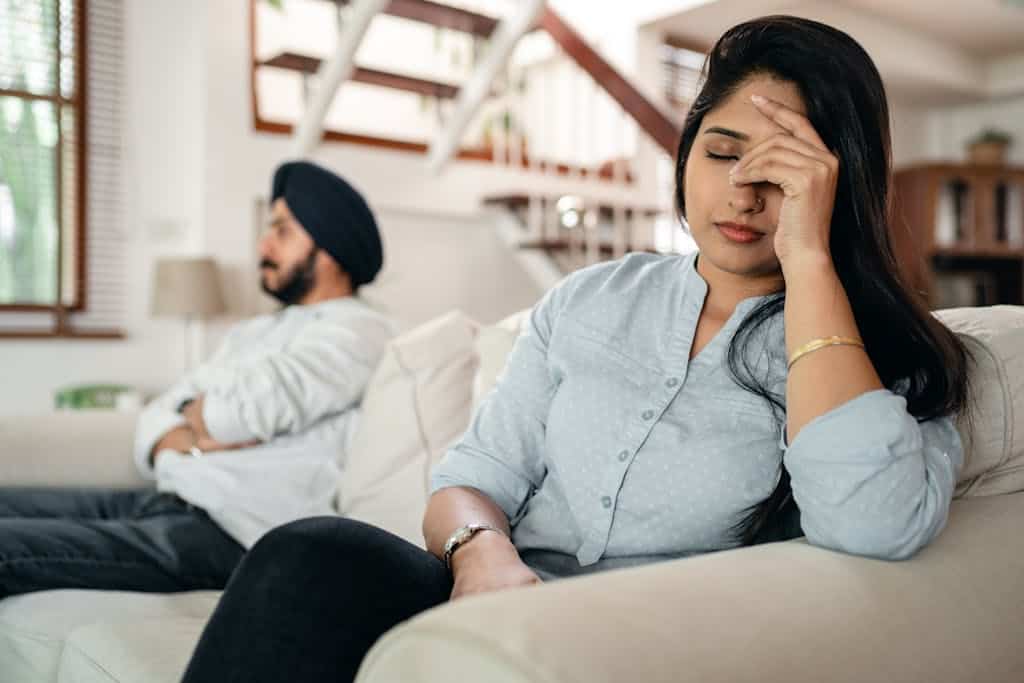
[251,0,688,275]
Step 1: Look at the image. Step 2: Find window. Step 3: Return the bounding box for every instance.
[0,0,82,308]
[0,0,124,336]
[661,37,706,116]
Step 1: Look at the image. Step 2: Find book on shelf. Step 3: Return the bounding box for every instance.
[935,182,957,247]
[1003,183,1023,247]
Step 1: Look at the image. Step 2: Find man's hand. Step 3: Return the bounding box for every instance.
[149,424,260,466]
[181,395,211,441]
[150,425,196,465]
[449,530,541,600]
[195,435,261,452]
[181,395,261,451]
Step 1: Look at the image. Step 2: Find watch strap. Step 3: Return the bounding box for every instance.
[442,523,503,570]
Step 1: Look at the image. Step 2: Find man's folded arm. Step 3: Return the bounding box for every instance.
[200,312,393,444]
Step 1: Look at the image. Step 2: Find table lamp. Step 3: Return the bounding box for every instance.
[151,257,227,371]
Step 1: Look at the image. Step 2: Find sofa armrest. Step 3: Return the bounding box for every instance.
[357,493,1024,683]
[0,411,148,489]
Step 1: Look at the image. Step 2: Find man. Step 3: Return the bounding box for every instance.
[0,161,394,598]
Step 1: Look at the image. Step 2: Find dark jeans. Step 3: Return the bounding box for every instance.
[183,517,453,683]
[0,487,244,598]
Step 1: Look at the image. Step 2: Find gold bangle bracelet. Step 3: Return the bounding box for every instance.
[787,336,865,370]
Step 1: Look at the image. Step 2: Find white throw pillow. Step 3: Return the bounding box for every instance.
[471,309,530,412]
[339,311,480,547]
[935,306,1024,497]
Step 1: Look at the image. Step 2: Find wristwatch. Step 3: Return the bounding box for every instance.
[442,523,503,570]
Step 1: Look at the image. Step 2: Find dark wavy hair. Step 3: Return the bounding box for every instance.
[674,16,973,545]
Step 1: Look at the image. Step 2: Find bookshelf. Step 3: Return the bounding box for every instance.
[891,163,1024,308]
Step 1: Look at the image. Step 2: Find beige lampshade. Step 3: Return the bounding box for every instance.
[151,257,227,317]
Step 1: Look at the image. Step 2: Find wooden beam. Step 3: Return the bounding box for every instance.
[663,33,711,55]
[337,0,499,37]
[539,6,681,158]
[0,329,124,340]
[262,52,460,98]
[255,117,634,183]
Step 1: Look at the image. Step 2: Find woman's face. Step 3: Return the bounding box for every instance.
[683,75,808,279]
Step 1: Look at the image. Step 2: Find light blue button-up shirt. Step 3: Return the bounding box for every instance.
[431,252,963,579]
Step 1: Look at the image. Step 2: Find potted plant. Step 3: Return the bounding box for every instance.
[967,128,1013,165]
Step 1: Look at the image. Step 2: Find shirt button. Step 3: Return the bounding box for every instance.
[617,450,629,462]
[665,377,679,388]
[601,496,612,508]
[642,410,655,420]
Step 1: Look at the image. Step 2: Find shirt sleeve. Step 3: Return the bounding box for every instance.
[201,310,394,444]
[429,286,562,520]
[131,324,246,478]
[783,389,963,560]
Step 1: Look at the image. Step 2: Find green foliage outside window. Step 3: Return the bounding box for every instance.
[0,0,72,306]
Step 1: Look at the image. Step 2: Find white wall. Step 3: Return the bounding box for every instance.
[890,98,932,168]
[925,96,1024,165]
[361,209,543,327]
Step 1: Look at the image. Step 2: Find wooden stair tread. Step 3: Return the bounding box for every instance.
[483,194,662,218]
[335,0,500,37]
[262,53,461,99]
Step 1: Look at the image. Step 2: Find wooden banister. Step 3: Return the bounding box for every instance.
[538,6,681,158]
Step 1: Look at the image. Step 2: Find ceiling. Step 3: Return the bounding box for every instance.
[840,0,1024,58]
[645,0,1024,103]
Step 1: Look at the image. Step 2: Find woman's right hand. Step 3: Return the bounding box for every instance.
[449,530,541,600]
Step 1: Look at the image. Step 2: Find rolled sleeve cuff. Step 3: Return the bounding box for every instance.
[202,396,253,445]
[783,389,913,458]
[429,446,533,521]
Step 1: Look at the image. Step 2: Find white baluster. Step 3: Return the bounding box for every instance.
[584,205,600,266]
[509,66,523,170]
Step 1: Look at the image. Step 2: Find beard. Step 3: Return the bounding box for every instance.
[260,247,318,305]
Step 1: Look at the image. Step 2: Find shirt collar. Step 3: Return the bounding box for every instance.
[684,251,779,318]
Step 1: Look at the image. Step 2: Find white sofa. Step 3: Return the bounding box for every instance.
[1,305,1023,683]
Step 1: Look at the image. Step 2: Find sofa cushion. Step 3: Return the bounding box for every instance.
[338,311,479,547]
[58,616,205,683]
[0,589,218,683]
[935,306,1024,497]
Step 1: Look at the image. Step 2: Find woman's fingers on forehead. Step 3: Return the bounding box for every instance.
[736,133,826,170]
[750,94,826,149]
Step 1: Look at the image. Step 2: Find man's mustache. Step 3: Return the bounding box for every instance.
[259,260,277,270]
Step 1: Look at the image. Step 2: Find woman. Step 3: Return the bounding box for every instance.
[183,15,971,682]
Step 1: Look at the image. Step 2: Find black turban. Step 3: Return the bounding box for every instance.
[271,161,383,288]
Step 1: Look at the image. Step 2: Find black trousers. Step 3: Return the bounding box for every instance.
[0,487,244,598]
[182,517,453,683]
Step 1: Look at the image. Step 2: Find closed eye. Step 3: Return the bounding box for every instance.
[705,151,739,161]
